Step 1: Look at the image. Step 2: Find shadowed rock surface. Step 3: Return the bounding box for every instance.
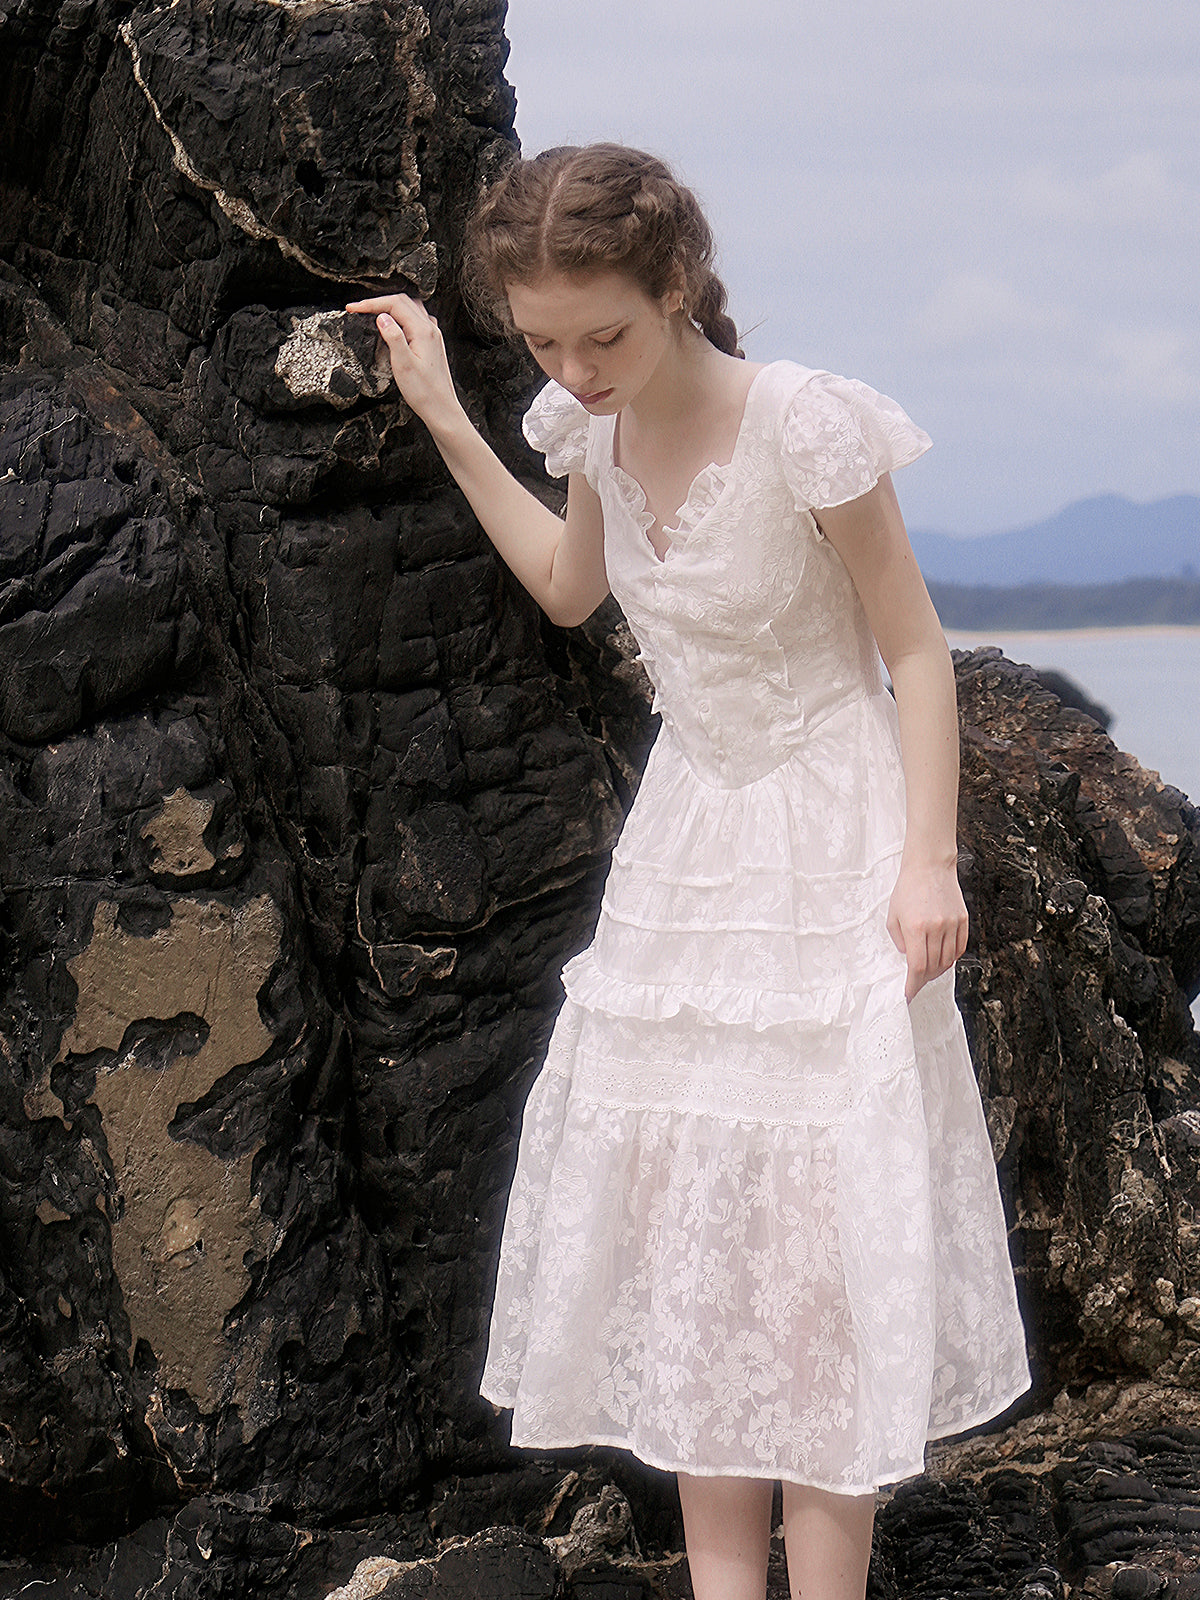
[2,0,1200,1594]
[953,649,1200,1393]
[0,0,637,1551]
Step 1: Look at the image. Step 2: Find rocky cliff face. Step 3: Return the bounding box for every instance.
[1,0,1199,1595]
[0,0,642,1545]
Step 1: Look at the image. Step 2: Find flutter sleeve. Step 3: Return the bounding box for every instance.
[522,379,591,478]
[780,371,932,513]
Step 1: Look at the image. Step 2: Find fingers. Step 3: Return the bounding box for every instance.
[345,293,429,326]
[904,943,924,1002]
[888,861,969,1002]
[905,938,933,1002]
[362,300,441,355]
[342,295,458,429]
[354,295,440,378]
[888,908,931,1003]
[902,916,968,1001]
[373,310,407,346]
[345,293,414,312]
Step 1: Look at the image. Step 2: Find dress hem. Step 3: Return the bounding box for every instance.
[923,1369,1032,1443]
[479,1371,1032,1494]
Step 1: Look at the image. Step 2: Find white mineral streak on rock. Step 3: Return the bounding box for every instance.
[276,312,393,408]
[116,19,436,290]
[322,1556,415,1600]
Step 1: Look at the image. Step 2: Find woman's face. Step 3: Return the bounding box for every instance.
[505,270,681,414]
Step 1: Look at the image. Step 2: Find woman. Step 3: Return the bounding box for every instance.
[349,143,1028,1600]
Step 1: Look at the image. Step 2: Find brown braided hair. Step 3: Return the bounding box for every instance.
[464,144,742,357]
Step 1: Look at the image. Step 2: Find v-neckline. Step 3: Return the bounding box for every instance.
[610,362,774,564]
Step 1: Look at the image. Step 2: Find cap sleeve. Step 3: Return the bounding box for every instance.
[522,379,590,478]
[780,372,932,513]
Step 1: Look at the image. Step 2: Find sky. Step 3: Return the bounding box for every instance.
[502,1,1200,535]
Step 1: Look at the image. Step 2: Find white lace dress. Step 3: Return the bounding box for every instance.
[479,360,1030,1491]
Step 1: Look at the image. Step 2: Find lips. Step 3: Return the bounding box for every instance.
[572,388,613,406]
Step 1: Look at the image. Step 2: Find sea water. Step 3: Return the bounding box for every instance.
[944,626,1200,1028]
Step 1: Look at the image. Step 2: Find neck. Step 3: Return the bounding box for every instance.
[625,321,731,434]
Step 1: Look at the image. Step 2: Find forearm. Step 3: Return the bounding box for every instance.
[816,476,967,993]
[428,404,575,615]
[346,292,604,625]
[887,636,961,866]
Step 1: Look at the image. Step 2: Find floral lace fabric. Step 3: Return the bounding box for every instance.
[485,363,1030,1489]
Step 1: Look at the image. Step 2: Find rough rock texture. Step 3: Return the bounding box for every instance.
[5,1431,1200,1598]
[953,649,1200,1391]
[2,0,1200,1594]
[0,0,641,1553]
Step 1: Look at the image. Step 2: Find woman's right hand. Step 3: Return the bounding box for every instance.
[345,293,463,435]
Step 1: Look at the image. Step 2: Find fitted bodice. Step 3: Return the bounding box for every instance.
[525,361,932,787]
[596,365,893,786]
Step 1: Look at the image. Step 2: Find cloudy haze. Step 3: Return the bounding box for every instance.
[503,1,1200,535]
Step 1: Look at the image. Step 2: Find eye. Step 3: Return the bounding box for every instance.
[593,329,625,347]
[525,336,553,353]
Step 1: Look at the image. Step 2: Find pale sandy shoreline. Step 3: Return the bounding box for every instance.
[945,624,1200,646]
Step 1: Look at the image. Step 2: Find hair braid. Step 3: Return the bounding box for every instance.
[687,270,741,358]
[464,144,743,358]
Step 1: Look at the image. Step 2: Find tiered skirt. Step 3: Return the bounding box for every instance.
[480,696,1030,1491]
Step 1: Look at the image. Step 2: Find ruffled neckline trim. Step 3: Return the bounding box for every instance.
[607,362,780,560]
[610,458,730,540]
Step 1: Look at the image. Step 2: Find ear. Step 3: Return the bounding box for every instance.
[657,264,687,318]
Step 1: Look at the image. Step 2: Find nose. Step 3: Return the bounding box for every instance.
[559,349,597,391]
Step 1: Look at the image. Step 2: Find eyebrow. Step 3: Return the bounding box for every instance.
[514,320,625,341]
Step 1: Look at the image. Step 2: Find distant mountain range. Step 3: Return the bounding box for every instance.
[927,576,1200,630]
[909,495,1200,587]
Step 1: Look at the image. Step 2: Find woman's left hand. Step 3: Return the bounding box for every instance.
[886,855,969,1001]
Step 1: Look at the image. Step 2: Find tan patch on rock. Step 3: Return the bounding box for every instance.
[61,896,279,1409]
[23,1072,67,1124]
[323,1556,417,1600]
[926,1377,1200,1485]
[141,788,217,877]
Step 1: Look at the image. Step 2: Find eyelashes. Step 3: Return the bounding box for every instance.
[525,329,626,354]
